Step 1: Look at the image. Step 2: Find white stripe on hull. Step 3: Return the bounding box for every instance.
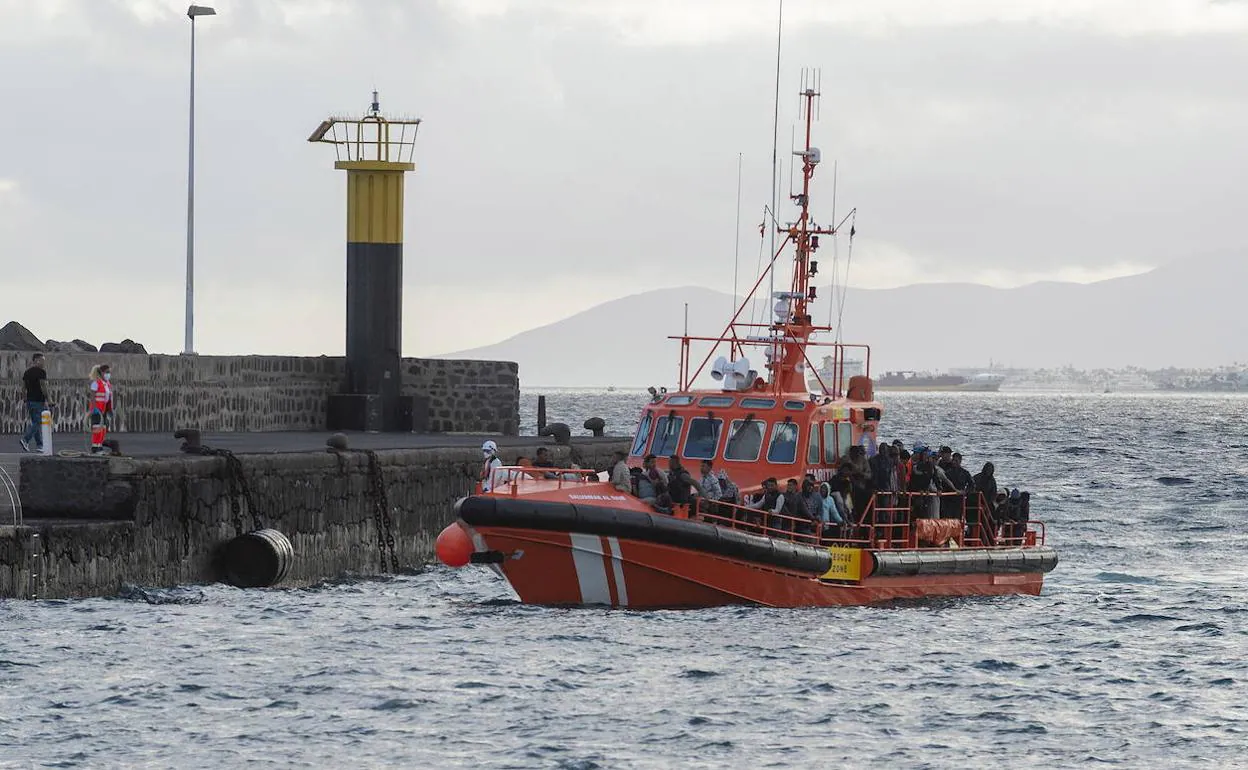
[606,536,629,607]
[569,533,612,605]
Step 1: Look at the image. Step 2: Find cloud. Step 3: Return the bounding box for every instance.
[445,0,1248,43]
[0,0,1243,357]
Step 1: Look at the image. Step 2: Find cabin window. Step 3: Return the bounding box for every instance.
[650,415,684,457]
[698,396,735,408]
[682,417,723,460]
[740,397,777,409]
[807,423,821,465]
[631,413,654,456]
[724,419,765,462]
[664,395,694,406]
[837,422,854,458]
[784,400,807,411]
[767,421,800,464]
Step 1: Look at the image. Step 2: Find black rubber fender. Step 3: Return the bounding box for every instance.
[457,496,832,575]
[871,546,1058,577]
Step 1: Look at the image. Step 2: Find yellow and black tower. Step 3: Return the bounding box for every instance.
[309,92,422,431]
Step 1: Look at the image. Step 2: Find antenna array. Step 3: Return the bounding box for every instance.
[799,67,822,121]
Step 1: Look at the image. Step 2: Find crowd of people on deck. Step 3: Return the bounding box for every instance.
[604,440,1031,545]
[480,437,1032,544]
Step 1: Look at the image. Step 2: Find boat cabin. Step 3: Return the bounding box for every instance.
[628,388,883,491]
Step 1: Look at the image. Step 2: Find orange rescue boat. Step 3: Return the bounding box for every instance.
[436,84,1058,608]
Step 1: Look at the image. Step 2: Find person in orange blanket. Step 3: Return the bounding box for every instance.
[87,363,114,455]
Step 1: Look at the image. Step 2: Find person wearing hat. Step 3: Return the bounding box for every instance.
[480,440,504,492]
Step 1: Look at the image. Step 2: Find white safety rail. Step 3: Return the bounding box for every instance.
[0,453,23,527]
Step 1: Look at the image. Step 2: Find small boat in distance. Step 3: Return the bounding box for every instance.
[435,80,1056,609]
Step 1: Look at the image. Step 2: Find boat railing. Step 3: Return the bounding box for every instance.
[671,329,872,395]
[482,466,603,496]
[691,498,826,546]
[477,469,1047,552]
[850,490,1045,550]
[690,489,1044,553]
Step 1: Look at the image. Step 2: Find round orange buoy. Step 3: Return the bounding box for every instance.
[435,522,475,568]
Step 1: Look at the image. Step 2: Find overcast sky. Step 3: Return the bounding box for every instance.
[1,0,1245,356]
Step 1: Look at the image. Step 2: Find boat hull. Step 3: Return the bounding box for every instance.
[466,524,1047,609]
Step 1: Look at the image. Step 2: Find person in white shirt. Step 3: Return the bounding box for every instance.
[480,440,504,492]
[747,477,785,515]
[608,451,631,493]
[699,459,723,501]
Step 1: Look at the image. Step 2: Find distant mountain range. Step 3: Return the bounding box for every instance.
[436,251,1246,387]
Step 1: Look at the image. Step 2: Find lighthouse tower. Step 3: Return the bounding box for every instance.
[308,92,422,431]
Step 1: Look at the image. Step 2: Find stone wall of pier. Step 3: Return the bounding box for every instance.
[0,353,519,436]
[0,440,628,599]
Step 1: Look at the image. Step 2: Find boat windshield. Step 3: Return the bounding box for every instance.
[724,418,765,461]
[630,413,653,456]
[683,417,723,460]
[821,421,853,462]
[835,422,853,458]
[767,421,800,463]
[651,415,683,457]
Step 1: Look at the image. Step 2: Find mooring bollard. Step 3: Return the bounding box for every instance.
[39,410,52,456]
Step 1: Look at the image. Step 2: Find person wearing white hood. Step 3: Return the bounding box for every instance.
[480,440,504,492]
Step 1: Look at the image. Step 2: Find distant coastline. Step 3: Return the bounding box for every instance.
[518,365,1247,394]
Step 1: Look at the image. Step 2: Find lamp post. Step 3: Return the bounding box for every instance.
[184,4,215,356]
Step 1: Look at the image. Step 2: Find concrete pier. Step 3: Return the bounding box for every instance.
[0,435,629,599]
[0,352,521,436]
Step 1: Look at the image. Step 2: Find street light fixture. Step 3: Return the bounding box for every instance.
[184,4,215,355]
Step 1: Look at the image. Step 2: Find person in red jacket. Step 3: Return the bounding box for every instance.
[87,363,113,455]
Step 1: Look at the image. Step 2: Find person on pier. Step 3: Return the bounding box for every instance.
[87,363,113,455]
[19,352,49,453]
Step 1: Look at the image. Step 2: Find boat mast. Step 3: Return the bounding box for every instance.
[733,151,743,344]
[767,70,836,394]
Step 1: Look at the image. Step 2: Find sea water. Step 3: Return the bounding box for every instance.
[2,391,1246,768]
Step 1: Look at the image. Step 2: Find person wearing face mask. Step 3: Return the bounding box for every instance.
[87,363,114,455]
[480,440,504,492]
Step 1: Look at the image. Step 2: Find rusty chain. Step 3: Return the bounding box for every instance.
[363,449,400,573]
[184,445,263,537]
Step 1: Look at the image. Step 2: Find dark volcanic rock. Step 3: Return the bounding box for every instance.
[99,339,148,354]
[0,321,46,352]
[46,339,96,353]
